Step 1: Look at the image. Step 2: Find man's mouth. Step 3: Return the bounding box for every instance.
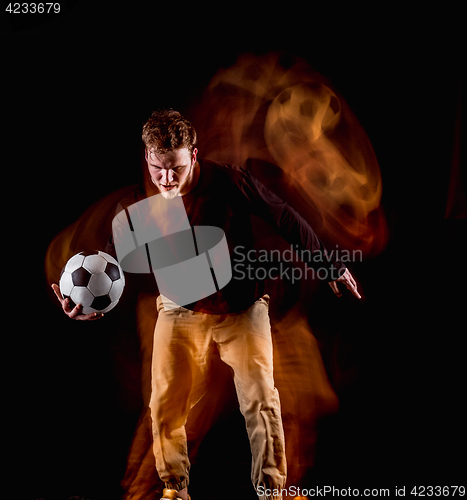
[161,184,177,191]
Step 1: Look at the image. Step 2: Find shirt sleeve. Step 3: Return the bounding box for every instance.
[239,167,346,281]
[104,232,117,259]
[103,186,143,261]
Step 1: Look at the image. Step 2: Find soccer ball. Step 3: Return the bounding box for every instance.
[59,251,125,314]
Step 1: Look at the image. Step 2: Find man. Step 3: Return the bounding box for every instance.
[52,109,360,500]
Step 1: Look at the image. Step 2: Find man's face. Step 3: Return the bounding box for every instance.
[146,147,198,199]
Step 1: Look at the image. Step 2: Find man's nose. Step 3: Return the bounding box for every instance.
[162,169,174,183]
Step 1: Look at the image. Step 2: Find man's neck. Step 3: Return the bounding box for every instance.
[180,160,200,196]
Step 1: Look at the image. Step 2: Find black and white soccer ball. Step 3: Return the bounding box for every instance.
[59,251,125,314]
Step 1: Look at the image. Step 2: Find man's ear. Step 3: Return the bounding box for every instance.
[144,149,148,162]
[192,147,198,165]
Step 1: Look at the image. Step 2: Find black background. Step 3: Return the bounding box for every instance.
[3,3,465,499]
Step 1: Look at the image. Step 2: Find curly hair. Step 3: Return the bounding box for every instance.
[142,109,197,154]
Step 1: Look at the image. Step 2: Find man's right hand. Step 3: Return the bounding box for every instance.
[51,284,104,321]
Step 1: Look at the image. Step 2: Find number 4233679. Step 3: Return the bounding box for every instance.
[5,3,60,13]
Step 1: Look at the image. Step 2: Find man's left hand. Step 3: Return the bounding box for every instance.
[328,268,361,299]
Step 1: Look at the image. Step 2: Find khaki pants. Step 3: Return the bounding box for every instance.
[149,295,287,499]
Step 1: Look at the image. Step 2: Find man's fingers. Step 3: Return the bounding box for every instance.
[68,302,104,320]
[346,282,362,299]
[329,269,362,299]
[51,283,64,302]
[75,310,104,321]
[85,312,104,321]
[61,297,78,316]
[346,272,356,289]
[340,270,361,299]
[328,281,342,297]
[67,302,82,318]
[52,284,104,320]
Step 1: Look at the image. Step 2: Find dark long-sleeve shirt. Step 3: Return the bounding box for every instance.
[106,158,345,313]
